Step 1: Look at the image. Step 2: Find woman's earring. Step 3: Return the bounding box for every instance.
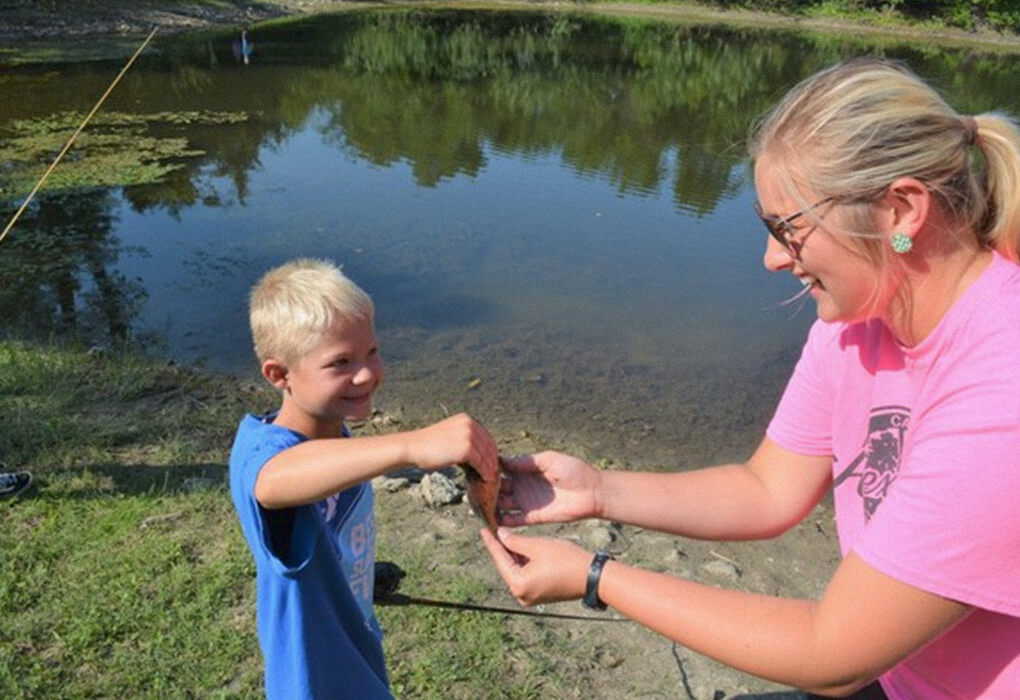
[891,232,913,254]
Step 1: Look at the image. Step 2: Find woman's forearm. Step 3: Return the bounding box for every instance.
[594,552,969,695]
[597,438,831,541]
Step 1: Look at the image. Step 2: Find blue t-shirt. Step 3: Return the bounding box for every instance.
[229,413,392,699]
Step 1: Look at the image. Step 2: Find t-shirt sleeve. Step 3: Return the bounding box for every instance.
[854,338,1020,616]
[766,319,839,457]
[231,420,321,575]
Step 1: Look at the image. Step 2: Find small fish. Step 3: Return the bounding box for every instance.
[460,459,502,534]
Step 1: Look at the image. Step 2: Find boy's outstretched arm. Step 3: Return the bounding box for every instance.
[255,413,498,509]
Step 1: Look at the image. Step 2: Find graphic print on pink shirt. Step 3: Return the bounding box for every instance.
[833,405,909,520]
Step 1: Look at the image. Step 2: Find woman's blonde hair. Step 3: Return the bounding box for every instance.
[749,57,1020,263]
[249,258,374,364]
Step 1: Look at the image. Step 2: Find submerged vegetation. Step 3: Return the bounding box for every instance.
[0,110,248,204]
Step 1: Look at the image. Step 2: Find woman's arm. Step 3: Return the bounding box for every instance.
[482,529,971,695]
[598,550,970,694]
[502,438,833,541]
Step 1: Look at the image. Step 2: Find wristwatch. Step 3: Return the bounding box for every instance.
[582,550,614,611]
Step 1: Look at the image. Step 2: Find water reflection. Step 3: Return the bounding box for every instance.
[3,9,1020,466]
[0,192,145,344]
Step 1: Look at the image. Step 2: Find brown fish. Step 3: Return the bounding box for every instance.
[460,460,502,534]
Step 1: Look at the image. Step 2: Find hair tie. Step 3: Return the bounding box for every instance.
[961,115,979,146]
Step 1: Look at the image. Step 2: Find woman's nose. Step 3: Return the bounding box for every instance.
[762,235,794,272]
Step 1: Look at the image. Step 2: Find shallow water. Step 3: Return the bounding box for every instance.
[3,9,1020,467]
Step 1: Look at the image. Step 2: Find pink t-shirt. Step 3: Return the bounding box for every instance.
[767,252,1020,698]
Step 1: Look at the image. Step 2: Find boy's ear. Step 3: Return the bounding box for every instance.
[261,359,289,390]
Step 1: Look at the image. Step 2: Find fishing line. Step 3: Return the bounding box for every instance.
[0,26,159,246]
[376,592,628,622]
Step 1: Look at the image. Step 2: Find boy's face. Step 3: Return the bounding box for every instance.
[279,315,383,433]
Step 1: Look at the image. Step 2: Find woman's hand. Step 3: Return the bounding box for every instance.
[498,451,602,526]
[480,527,592,606]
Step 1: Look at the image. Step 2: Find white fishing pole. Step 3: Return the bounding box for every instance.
[0,26,159,246]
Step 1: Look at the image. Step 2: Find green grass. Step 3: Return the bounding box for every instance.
[0,339,565,697]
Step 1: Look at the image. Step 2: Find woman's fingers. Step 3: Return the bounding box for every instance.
[481,528,524,576]
[500,453,542,474]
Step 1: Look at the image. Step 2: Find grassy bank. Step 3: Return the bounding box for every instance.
[1,0,1018,49]
[0,340,561,698]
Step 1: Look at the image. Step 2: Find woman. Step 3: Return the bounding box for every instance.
[481,58,1020,698]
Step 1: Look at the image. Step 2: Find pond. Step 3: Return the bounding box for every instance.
[3,8,1020,468]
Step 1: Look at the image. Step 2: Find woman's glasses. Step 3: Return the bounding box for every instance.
[753,196,834,254]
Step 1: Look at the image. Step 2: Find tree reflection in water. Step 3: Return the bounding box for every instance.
[0,192,146,345]
[3,9,1020,352]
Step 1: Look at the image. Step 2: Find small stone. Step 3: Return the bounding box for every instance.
[375,476,410,492]
[595,648,624,669]
[701,560,741,581]
[419,472,462,507]
[583,525,615,550]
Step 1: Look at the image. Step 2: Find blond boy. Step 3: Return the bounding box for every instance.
[229,259,498,699]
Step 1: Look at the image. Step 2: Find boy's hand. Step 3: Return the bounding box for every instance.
[497,451,601,526]
[409,413,499,482]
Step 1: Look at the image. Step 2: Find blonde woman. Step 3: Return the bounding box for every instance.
[484,58,1020,698]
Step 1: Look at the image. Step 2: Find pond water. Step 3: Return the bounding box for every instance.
[3,9,1020,468]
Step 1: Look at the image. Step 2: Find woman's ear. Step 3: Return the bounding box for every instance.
[881,176,931,240]
[261,359,288,390]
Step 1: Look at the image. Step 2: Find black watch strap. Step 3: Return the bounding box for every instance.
[582,550,613,611]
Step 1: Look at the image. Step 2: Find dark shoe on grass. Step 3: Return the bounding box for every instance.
[0,470,32,499]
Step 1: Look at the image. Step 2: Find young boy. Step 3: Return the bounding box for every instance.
[229,258,499,699]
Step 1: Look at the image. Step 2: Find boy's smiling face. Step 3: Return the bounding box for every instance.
[272,315,384,438]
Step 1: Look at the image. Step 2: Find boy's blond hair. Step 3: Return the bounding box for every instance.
[249,258,374,364]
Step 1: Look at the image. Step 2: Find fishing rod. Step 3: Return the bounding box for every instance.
[373,562,627,622]
[0,26,159,246]
[376,592,628,623]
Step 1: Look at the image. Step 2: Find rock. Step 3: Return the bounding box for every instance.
[374,476,411,492]
[419,471,462,507]
[701,559,741,581]
[596,647,624,669]
[583,525,616,550]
